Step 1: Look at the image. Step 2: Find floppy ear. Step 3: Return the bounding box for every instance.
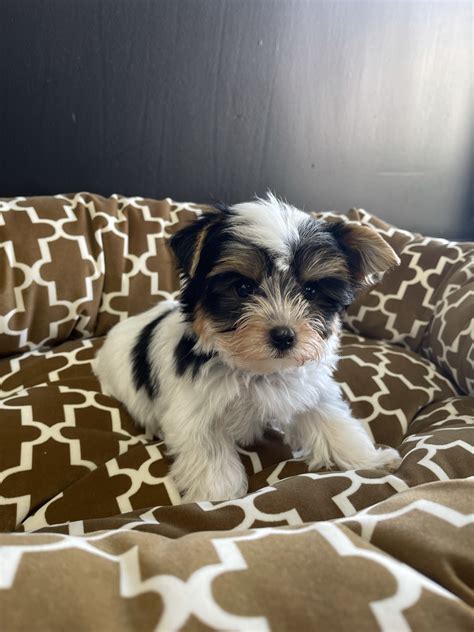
[170,207,227,278]
[326,220,400,285]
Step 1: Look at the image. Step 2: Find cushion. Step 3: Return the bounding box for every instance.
[0,193,202,356]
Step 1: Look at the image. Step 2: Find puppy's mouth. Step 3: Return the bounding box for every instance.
[227,352,313,375]
[273,349,313,367]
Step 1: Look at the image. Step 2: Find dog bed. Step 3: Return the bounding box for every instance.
[0,193,473,630]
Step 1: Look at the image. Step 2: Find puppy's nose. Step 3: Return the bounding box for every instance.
[269,326,296,350]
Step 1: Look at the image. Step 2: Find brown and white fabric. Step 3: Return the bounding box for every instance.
[0,194,473,631]
[0,194,200,356]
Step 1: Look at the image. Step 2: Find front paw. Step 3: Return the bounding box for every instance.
[182,476,248,503]
[370,446,402,472]
[173,462,248,503]
[332,445,402,472]
[308,445,402,473]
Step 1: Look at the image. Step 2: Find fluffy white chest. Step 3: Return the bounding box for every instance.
[211,361,330,445]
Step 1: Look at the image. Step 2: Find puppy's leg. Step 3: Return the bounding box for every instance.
[165,416,248,503]
[290,382,401,472]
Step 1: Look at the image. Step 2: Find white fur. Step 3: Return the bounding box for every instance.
[94,197,401,502]
[230,193,308,270]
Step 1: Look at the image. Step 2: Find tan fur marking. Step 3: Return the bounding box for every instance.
[326,220,400,284]
[302,255,349,281]
[192,306,214,344]
[215,312,328,373]
[292,321,325,365]
[209,246,266,281]
[344,224,400,280]
[189,224,212,277]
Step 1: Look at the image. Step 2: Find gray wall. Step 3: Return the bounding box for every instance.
[1,0,472,238]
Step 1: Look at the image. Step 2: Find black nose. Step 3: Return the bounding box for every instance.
[269,326,296,350]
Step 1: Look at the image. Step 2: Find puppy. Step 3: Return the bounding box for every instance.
[94,194,401,502]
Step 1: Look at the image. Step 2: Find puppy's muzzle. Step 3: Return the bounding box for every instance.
[269,326,296,351]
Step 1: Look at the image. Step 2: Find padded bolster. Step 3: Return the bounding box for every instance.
[0,193,201,357]
[421,253,474,396]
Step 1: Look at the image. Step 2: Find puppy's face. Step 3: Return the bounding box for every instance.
[171,196,399,374]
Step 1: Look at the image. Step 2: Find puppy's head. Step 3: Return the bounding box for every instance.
[171,194,399,374]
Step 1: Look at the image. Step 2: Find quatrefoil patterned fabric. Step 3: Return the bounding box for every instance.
[0,193,473,631]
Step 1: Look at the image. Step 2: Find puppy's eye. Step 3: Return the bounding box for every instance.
[303,277,354,307]
[234,279,256,298]
[302,281,318,300]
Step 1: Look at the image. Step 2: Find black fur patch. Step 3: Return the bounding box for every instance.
[178,219,233,319]
[131,309,174,398]
[200,271,257,333]
[211,200,233,215]
[174,333,215,378]
[291,220,344,278]
[170,213,219,277]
